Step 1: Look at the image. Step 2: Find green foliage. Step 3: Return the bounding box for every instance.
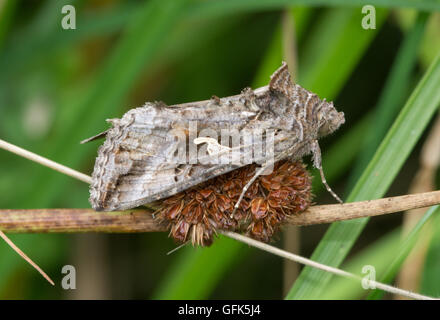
[287,42,440,299]
[0,1,439,299]
[157,7,387,300]
[367,205,440,299]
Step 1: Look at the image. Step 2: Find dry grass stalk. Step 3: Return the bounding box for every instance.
[396,114,440,298]
[1,190,439,233]
[281,9,301,295]
[1,138,440,297]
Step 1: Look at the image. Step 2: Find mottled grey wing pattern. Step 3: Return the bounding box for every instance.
[88,62,344,211]
[89,103,251,211]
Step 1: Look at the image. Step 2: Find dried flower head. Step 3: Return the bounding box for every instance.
[156,160,312,246]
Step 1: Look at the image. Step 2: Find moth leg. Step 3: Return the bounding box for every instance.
[311,140,343,203]
[231,141,295,217]
[231,161,275,218]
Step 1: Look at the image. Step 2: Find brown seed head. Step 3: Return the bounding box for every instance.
[156,160,312,246]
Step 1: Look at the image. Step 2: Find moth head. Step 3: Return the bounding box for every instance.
[317,101,345,137]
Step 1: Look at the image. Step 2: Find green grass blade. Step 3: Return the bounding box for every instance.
[0,0,16,48]
[318,229,401,299]
[347,12,429,189]
[187,0,440,20]
[320,205,438,300]
[0,3,139,79]
[421,212,440,296]
[298,8,387,97]
[153,236,245,299]
[311,114,372,193]
[367,205,440,300]
[253,7,313,86]
[0,0,188,293]
[153,8,386,299]
[22,0,188,208]
[286,51,440,299]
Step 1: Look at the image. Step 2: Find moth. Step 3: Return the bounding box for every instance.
[84,62,345,212]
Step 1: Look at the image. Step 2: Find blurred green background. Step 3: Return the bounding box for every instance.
[0,0,439,299]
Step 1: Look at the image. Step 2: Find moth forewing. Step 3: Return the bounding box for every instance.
[88,62,344,211]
